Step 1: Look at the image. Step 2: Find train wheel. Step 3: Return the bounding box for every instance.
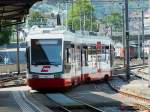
[86,77,91,83]
[71,81,75,87]
[104,75,109,81]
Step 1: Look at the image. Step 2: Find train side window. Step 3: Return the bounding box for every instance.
[105,46,109,53]
[82,46,88,66]
[26,47,30,69]
[70,44,75,62]
[67,48,69,63]
[87,46,92,62]
[64,47,71,73]
[65,48,70,63]
[100,46,110,61]
[71,44,74,48]
[92,46,96,62]
[75,45,81,70]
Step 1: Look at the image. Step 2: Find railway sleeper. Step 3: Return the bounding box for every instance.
[119,91,150,102]
[133,103,150,111]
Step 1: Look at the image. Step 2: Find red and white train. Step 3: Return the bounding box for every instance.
[26,27,114,90]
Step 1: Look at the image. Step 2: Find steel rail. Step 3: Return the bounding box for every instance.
[65,94,105,112]
[131,68,148,81]
[113,64,147,77]
[107,81,150,111]
[114,64,148,70]
[133,103,150,111]
[46,95,75,112]
[47,94,105,112]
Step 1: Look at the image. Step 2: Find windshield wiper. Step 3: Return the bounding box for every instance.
[32,61,60,66]
[49,61,60,66]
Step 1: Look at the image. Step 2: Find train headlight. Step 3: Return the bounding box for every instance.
[54,74,61,78]
[32,75,39,79]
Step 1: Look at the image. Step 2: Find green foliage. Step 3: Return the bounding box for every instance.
[67,0,98,31]
[0,21,14,45]
[103,12,122,32]
[0,30,11,45]
[28,11,47,27]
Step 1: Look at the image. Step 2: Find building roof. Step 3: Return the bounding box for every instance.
[0,0,41,21]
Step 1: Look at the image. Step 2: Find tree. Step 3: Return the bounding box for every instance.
[28,11,47,27]
[67,0,98,32]
[103,12,122,32]
[0,21,13,45]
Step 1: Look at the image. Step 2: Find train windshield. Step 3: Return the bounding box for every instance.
[31,39,62,65]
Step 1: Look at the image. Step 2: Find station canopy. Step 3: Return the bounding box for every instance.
[0,0,41,25]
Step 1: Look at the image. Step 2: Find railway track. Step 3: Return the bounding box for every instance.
[46,93,105,112]
[114,64,147,71]
[114,64,147,76]
[132,68,149,81]
[0,74,26,88]
[0,71,26,86]
[107,79,150,111]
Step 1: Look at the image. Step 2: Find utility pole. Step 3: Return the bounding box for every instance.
[83,0,86,32]
[16,22,20,75]
[122,5,126,67]
[80,0,84,34]
[125,0,130,80]
[141,10,145,64]
[71,0,74,31]
[90,0,93,32]
[110,25,112,40]
[66,2,68,30]
[138,34,141,59]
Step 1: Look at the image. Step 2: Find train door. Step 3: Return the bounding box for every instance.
[81,45,88,81]
[64,42,72,79]
[96,45,101,72]
[110,44,114,75]
[98,45,113,78]
[74,45,81,85]
[70,44,76,83]
[100,45,110,68]
[92,46,97,73]
[87,45,97,74]
[64,42,81,86]
[26,47,30,73]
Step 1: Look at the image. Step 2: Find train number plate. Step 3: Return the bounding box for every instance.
[39,75,54,78]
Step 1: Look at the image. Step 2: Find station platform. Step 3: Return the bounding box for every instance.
[0,91,21,112]
[0,86,52,112]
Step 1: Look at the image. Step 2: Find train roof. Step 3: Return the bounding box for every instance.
[26,27,113,45]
